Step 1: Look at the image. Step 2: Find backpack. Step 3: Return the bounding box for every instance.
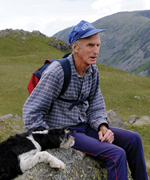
[27,58,71,95]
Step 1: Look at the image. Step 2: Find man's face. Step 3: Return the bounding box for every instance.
[75,33,101,66]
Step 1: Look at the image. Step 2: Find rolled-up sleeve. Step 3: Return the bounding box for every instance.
[23,62,64,130]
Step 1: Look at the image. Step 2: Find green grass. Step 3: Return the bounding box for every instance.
[0,32,150,178]
[0,33,69,116]
[0,119,25,142]
[126,125,150,177]
[97,64,150,122]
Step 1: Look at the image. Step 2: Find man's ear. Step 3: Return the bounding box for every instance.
[72,43,79,53]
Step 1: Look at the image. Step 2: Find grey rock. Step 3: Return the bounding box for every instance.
[47,41,71,51]
[133,116,150,126]
[127,115,140,124]
[106,110,126,128]
[14,148,108,180]
[0,114,22,121]
[0,114,14,120]
[126,115,150,126]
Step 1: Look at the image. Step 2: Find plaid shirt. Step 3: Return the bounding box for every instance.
[23,54,108,131]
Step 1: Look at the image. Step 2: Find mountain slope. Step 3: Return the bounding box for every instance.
[53,10,150,77]
[0,29,70,117]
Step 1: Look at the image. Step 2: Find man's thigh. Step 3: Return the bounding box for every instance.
[70,124,124,157]
[109,126,140,150]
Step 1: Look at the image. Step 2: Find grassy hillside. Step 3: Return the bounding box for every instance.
[0,31,70,117]
[1,51,150,120]
[0,31,150,119]
[98,64,150,121]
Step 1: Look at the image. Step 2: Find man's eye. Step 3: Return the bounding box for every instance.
[88,44,100,47]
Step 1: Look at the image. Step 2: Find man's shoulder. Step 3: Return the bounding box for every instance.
[43,60,64,76]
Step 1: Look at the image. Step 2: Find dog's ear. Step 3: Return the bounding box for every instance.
[64,129,70,134]
[64,127,74,135]
[59,127,70,142]
[64,127,74,137]
[63,127,71,133]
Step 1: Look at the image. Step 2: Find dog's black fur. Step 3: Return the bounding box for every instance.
[0,126,74,180]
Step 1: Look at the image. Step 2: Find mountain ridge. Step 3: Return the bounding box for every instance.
[53,10,150,77]
[0,28,71,53]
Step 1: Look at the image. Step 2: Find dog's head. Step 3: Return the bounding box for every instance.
[46,127,75,149]
[31,126,75,149]
[59,127,75,149]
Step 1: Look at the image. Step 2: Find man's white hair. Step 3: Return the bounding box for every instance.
[72,39,82,54]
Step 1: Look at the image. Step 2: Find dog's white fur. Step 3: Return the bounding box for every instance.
[19,134,68,172]
[0,126,75,180]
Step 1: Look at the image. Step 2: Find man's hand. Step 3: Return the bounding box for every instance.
[98,125,114,143]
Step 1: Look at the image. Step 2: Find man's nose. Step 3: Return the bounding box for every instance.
[93,45,100,55]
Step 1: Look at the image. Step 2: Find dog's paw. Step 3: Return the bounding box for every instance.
[50,159,66,169]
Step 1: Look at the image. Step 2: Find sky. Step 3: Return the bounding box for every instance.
[0,0,150,37]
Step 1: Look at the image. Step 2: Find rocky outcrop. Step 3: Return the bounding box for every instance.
[15,148,108,180]
[0,29,71,51]
[127,115,150,126]
[106,110,126,128]
[0,114,22,121]
[46,38,71,51]
[14,146,132,180]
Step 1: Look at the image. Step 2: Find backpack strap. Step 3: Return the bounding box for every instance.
[57,64,94,110]
[27,58,71,95]
[57,58,71,95]
[57,97,87,111]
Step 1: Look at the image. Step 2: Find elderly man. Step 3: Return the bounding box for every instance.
[23,20,148,180]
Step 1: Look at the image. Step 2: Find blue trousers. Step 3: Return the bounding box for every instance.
[70,123,148,180]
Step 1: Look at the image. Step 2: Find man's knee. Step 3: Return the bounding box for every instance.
[101,146,126,166]
[112,147,126,165]
[129,131,142,148]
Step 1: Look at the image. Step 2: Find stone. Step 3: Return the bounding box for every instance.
[0,114,22,121]
[133,116,150,126]
[14,115,22,121]
[106,110,126,128]
[14,140,132,180]
[0,114,14,120]
[14,148,108,180]
[127,115,140,124]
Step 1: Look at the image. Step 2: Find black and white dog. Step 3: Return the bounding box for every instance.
[0,126,75,180]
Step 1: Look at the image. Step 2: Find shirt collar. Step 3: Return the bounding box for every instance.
[67,53,93,77]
